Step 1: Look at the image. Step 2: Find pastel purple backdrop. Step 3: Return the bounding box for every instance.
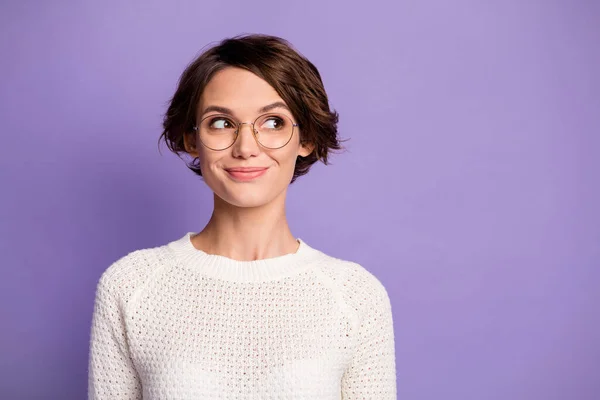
[1,1,598,399]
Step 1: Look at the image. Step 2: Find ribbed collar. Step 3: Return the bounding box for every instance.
[167,232,324,282]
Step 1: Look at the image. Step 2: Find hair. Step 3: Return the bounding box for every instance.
[159,34,343,183]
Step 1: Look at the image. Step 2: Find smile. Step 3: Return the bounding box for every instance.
[224,167,269,182]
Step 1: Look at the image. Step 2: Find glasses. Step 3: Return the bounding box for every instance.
[193,112,299,151]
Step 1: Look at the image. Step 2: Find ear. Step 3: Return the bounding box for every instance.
[183,131,200,158]
[298,141,315,158]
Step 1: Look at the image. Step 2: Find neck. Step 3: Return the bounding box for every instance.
[191,191,298,262]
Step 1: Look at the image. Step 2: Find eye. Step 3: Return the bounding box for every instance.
[261,116,286,130]
[209,117,235,130]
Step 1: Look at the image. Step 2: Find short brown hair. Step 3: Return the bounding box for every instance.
[159,34,343,183]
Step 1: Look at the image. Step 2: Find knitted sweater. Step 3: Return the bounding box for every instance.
[88,232,396,399]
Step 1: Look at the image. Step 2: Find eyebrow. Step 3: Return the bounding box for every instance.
[201,101,291,117]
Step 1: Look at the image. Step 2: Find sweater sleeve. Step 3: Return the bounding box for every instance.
[341,274,397,399]
[88,276,142,400]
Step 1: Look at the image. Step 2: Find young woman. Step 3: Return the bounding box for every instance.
[88,34,396,399]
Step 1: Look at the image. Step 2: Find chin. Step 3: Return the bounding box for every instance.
[222,197,274,209]
[204,170,291,209]
[217,187,278,209]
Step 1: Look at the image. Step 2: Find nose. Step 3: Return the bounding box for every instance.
[231,122,261,158]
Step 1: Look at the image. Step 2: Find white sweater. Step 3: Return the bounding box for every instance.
[88,232,396,399]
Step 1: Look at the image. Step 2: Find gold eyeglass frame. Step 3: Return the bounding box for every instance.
[192,113,299,151]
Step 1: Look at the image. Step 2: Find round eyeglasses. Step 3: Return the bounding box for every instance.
[193,113,299,151]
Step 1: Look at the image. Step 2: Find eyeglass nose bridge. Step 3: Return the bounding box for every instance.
[235,121,259,136]
[230,121,263,148]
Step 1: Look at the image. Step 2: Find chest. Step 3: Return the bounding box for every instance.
[124,276,355,399]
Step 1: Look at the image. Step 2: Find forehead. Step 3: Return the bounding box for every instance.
[199,67,285,113]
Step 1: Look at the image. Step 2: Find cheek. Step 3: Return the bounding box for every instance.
[273,145,300,168]
[280,137,303,164]
[196,150,221,177]
[274,149,301,183]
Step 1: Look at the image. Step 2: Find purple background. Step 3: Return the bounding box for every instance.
[1,1,598,399]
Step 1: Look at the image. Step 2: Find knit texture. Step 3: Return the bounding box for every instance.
[88,233,396,399]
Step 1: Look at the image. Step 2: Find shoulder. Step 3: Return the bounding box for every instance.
[95,242,175,307]
[312,253,392,312]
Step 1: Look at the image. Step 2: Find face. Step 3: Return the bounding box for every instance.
[184,67,313,209]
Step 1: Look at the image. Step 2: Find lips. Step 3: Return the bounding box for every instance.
[225,167,269,172]
[224,167,269,181]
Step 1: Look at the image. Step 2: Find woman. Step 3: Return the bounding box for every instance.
[88,34,396,399]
